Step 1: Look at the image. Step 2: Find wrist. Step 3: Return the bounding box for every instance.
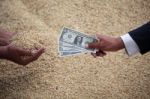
[114,37,125,51]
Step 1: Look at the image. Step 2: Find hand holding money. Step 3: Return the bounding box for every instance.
[58,27,124,57]
[88,34,124,57]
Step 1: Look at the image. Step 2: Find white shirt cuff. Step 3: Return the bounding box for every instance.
[120,34,140,56]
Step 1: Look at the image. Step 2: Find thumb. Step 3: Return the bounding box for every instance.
[87,42,101,49]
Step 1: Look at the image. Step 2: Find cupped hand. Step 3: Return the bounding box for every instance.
[3,44,45,66]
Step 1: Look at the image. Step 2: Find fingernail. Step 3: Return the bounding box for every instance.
[91,53,97,58]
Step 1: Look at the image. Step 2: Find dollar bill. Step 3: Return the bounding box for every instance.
[59,27,97,52]
[59,41,89,52]
[59,46,81,52]
[58,27,98,56]
[59,51,83,56]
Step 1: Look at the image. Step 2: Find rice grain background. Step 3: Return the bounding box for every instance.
[0,0,150,99]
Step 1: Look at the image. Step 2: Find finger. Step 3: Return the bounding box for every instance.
[96,50,106,57]
[98,50,106,55]
[0,29,17,39]
[0,38,10,46]
[31,48,45,54]
[96,52,105,57]
[9,32,23,41]
[91,50,106,58]
[8,32,17,38]
[91,53,97,58]
[21,48,45,66]
[91,52,105,58]
[11,32,17,36]
[88,42,101,49]
[34,46,39,50]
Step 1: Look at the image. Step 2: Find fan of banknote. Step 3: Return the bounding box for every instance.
[58,27,98,56]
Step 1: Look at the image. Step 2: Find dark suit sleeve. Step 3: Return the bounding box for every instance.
[129,22,150,54]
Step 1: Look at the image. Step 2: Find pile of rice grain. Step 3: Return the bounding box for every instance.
[0,0,150,99]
